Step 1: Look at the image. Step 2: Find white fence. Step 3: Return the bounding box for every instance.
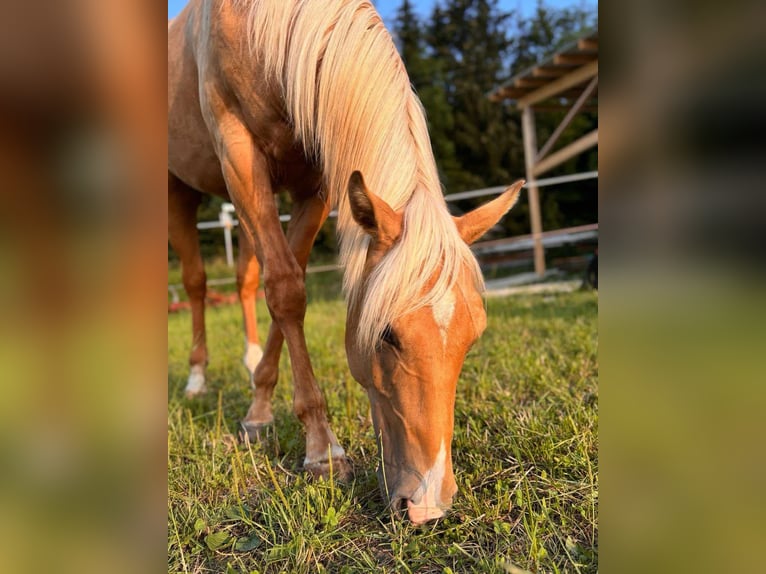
[169,171,598,298]
[197,171,598,266]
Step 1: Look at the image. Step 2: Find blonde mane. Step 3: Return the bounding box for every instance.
[236,0,484,352]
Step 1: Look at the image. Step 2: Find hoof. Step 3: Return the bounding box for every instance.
[238,419,274,444]
[303,457,353,482]
[184,366,207,398]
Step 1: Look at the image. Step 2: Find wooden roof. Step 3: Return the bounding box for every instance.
[488,29,598,108]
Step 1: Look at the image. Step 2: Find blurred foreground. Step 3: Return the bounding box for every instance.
[600,1,766,573]
[0,1,166,573]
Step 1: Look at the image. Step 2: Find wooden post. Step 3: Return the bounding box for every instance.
[522,106,545,276]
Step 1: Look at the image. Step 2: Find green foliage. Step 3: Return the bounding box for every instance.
[392,0,598,237]
[168,289,598,572]
[510,1,595,76]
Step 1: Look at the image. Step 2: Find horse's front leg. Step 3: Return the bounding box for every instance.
[239,195,328,436]
[244,193,350,478]
[213,115,350,480]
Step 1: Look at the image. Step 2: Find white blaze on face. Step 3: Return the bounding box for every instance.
[432,290,456,348]
[407,439,448,524]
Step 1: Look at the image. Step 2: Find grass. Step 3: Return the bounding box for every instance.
[168,281,598,573]
[168,258,344,303]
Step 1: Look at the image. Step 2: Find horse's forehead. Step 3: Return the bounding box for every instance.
[424,280,485,348]
[431,289,456,346]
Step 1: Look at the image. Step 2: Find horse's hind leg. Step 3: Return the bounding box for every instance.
[168,172,208,398]
[236,225,264,380]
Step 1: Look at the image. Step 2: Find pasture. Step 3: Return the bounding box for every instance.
[168,278,598,573]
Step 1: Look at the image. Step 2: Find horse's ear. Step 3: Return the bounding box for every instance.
[454,180,525,245]
[348,171,402,246]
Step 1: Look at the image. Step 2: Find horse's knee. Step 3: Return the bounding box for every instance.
[264,270,306,323]
[183,265,206,299]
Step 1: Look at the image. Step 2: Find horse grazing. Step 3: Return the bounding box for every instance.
[168,0,524,525]
[168,179,264,398]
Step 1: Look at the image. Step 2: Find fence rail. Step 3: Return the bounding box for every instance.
[170,171,598,296]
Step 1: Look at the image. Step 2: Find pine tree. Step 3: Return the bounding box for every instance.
[393,0,462,190]
[392,0,598,233]
[425,0,521,193]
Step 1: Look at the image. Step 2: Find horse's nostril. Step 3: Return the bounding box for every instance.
[390,496,408,515]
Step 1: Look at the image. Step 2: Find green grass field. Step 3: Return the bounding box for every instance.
[168,284,598,573]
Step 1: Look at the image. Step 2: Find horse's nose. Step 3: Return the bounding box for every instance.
[389,476,455,524]
[391,496,408,512]
[405,498,445,525]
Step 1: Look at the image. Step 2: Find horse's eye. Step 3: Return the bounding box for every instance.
[380,325,400,349]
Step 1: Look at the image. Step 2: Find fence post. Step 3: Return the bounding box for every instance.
[220,203,236,267]
[522,106,546,277]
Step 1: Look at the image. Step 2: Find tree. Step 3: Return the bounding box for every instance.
[510,1,595,76]
[394,0,462,189]
[391,0,597,234]
[424,0,520,193]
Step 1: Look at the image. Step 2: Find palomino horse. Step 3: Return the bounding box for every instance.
[168,179,264,398]
[168,0,524,524]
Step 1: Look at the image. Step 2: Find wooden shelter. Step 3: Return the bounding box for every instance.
[489,29,598,276]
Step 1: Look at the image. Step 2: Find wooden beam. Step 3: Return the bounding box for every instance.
[491,85,598,104]
[472,223,599,251]
[552,88,599,100]
[536,76,599,162]
[531,89,599,103]
[514,78,549,88]
[489,86,533,101]
[533,129,598,177]
[516,60,598,109]
[521,107,546,276]
[532,104,598,113]
[532,66,565,78]
[553,54,595,66]
[577,38,598,52]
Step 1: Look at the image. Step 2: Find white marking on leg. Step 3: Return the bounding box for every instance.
[184,364,206,398]
[303,444,347,466]
[243,341,264,376]
[432,290,456,347]
[303,430,347,466]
